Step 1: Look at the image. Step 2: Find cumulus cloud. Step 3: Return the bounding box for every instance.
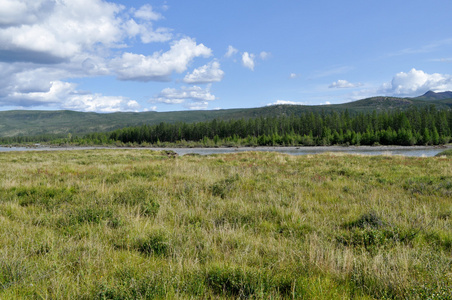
[379,68,452,96]
[64,93,140,112]
[2,79,139,112]
[150,85,216,107]
[0,0,225,112]
[242,52,255,71]
[110,38,212,81]
[183,61,224,84]
[0,0,204,112]
[267,100,306,106]
[225,45,238,58]
[0,64,65,103]
[289,73,299,79]
[339,69,452,103]
[329,80,363,88]
[0,0,126,62]
[0,0,54,27]
[0,0,174,63]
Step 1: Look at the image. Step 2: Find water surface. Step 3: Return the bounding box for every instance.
[1,145,449,157]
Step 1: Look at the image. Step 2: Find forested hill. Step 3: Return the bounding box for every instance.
[0,93,451,137]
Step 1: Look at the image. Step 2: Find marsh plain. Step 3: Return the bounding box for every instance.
[0,149,450,299]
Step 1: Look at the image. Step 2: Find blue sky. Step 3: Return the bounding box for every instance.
[0,0,451,112]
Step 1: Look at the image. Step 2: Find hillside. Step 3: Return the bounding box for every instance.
[0,94,451,137]
[414,90,452,100]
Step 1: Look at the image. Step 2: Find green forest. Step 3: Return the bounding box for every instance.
[2,106,451,147]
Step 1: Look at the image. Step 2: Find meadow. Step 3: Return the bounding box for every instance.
[0,149,450,299]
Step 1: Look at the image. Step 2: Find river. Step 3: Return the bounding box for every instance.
[0,145,450,157]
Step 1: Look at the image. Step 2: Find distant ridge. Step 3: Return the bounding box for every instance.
[414,90,452,100]
[0,92,451,138]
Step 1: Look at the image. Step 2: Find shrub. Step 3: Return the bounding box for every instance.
[343,211,385,229]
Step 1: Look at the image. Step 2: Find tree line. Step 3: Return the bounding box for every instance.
[93,106,452,146]
[1,106,451,147]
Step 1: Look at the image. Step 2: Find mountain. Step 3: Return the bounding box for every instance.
[0,93,451,138]
[414,90,452,100]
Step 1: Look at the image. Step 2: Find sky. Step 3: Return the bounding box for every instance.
[1,0,452,113]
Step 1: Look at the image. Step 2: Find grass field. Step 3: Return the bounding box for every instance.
[0,150,450,299]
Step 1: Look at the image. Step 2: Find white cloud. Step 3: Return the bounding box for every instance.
[225,45,238,58]
[124,19,172,44]
[0,0,173,64]
[183,61,224,84]
[8,80,71,106]
[3,80,139,112]
[140,27,172,44]
[242,52,255,71]
[267,100,306,106]
[329,79,363,88]
[379,68,452,96]
[289,73,298,79]
[259,51,271,60]
[80,57,110,76]
[0,0,49,27]
[0,64,64,102]
[151,85,216,106]
[184,101,209,110]
[133,4,162,21]
[336,69,452,103]
[0,0,126,62]
[0,0,218,112]
[65,94,140,112]
[143,106,157,112]
[320,101,331,105]
[110,38,212,81]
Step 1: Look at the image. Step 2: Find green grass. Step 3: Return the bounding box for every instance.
[0,150,451,299]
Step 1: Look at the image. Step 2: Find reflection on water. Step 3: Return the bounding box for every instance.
[1,146,446,157]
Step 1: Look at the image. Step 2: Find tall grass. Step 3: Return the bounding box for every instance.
[0,149,450,299]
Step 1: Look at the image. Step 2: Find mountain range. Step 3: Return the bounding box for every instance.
[0,91,451,138]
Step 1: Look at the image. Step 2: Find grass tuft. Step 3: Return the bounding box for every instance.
[135,231,170,257]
